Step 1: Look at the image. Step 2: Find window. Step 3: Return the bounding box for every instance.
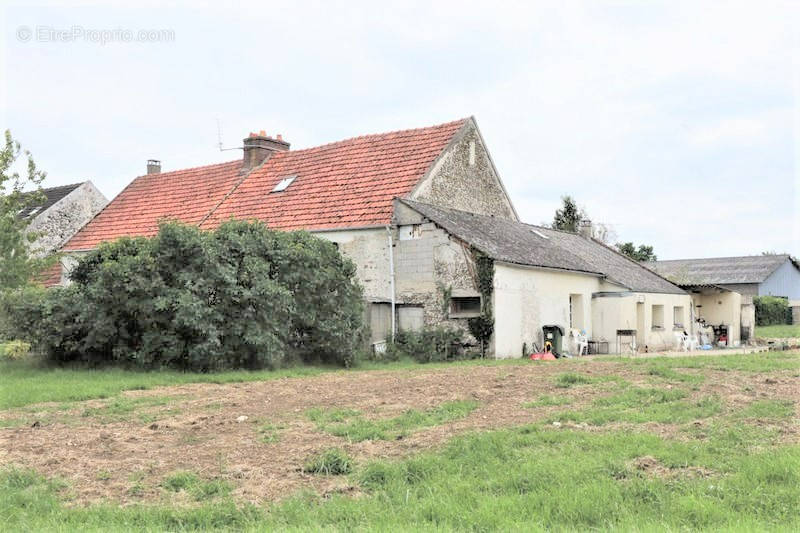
[569,294,584,329]
[271,175,296,192]
[450,296,481,317]
[651,305,664,330]
[673,306,684,329]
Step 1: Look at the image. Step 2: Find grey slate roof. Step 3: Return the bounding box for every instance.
[18,183,83,218]
[647,255,796,285]
[400,199,685,294]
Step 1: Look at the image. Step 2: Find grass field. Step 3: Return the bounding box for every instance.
[2,351,799,531]
[756,324,800,339]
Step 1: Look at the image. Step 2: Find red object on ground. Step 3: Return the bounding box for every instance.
[529,352,557,361]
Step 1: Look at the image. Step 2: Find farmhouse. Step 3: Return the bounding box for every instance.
[649,255,800,337]
[61,117,689,356]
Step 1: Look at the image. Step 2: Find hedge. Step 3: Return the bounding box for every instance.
[0,220,364,370]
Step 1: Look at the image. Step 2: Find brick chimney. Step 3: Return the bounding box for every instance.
[147,159,161,175]
[242,130,290,172]
[578,219,592,239]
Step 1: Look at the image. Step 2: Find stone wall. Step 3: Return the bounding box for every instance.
[411,121,517,220]
[27,182,108,257]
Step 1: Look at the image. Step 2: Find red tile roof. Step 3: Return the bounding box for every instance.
[63,119,466,251]
[36,262,63,287]
[63,161,244,250]
[200,119,467,231]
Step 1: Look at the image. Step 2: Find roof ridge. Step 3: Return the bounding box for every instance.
[653,254,789,263]
[280,118,469,155]
[131,159,241,179]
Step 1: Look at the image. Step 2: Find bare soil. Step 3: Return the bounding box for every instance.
[1,360,798,505]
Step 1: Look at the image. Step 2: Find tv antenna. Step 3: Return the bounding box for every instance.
[216,118,242,152]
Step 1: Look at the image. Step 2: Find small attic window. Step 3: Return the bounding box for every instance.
[531,229,549,240]
[272,175,296,193]
[24,206,42,218]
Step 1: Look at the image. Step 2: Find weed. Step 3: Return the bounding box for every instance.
[303,448,353,475]
[161,471,232,501]
[554,372,598,388]
[258,423,285,444]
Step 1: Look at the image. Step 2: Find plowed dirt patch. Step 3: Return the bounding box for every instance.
[1,360,796,505]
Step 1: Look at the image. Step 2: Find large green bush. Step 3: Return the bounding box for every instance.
[754,295,791,326]
[0,220,364,370]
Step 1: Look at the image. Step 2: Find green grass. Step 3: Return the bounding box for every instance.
[307,400,479,442]
[549,387,723,425]
[0,359,338,410]
[756,324,800,339]
[3,424,799,531]
[523,394,572,408]
[554,371,599,387]
[161,471,232,501]
[601,351,800,373]
[646,364,705,384]
[736,399,796,421]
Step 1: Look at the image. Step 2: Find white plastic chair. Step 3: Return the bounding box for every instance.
[575,331,589,356]
[673,332,686,351]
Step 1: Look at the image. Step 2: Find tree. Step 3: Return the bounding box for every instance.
[0,130,49,289]
[552,195,582,232]
[616,242,657,262]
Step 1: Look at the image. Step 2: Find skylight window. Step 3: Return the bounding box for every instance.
[271,175,296,193]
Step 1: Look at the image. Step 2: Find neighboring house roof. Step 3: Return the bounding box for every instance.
[400,199,685,295]
[18,183,83,218]
[64,161,245,250]
[647,255,797,286]
[64,119,468,251]
[200,119,467,231]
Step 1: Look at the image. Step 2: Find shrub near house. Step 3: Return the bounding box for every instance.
[1,220,364,370]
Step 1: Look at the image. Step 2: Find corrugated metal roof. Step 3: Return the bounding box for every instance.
[400,199,685,294]
[648,255,794,285]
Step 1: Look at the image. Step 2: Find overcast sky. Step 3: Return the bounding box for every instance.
[2,1,798,259]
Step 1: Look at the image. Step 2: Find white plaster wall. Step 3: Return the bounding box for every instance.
[314,227,392,302]
[592,292,694,352]
[493,263,605,358]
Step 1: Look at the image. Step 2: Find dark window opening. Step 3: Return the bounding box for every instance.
[450,296,481,317]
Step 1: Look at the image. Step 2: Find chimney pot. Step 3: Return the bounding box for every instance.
[578,218,592,238]
[276,134,283,141]
[241,131,290,172]
[147,159,161,175]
